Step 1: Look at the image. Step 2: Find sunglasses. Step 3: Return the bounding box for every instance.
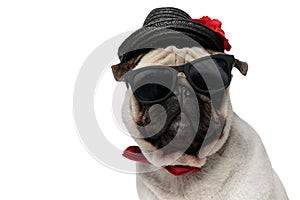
[124,54,235,104]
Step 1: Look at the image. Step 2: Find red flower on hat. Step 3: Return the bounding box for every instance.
[189,16,231,51]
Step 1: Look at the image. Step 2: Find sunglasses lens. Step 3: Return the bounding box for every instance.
[134,84,170,102]
[188,58,230,92]
[132,68,174,103]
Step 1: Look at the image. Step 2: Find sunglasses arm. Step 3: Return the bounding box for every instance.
[125,81,129,89]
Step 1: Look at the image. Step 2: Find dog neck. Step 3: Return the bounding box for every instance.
[135,113,280,200]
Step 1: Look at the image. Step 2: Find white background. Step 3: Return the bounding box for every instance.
[0,0,299,199]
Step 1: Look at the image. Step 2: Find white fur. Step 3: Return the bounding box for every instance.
[121,46,288,199]
[135,114,288,200]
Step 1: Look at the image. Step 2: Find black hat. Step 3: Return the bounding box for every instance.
[118,7,229,61]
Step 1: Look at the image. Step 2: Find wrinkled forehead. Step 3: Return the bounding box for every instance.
[135,46,216,69]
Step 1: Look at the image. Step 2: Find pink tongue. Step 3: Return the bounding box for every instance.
[123,146,200,176]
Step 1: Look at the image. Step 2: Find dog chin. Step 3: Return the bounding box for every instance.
[137,139,207,168]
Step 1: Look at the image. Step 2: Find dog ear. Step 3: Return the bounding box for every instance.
[111,53,146,81]
[234,59,248,76]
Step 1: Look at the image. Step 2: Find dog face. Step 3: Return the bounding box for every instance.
[112,46,248,168]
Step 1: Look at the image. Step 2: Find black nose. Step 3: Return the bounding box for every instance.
[173,85,191,104]
[172,82,198,114]
[171,84,200,134]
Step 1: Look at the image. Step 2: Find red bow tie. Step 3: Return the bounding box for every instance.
[123,146,200,176]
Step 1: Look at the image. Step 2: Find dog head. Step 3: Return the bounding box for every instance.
[112,46,248,168]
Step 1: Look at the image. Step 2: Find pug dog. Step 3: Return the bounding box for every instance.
[111,7,288,200]
[112,46,288,200]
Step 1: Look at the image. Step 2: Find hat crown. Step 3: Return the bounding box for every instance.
[118,7,226,61]
[143,7,191,26]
